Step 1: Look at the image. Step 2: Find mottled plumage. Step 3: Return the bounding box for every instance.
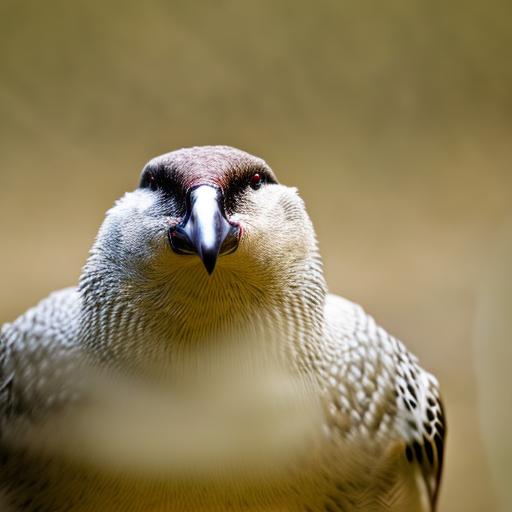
[0,146,445,511]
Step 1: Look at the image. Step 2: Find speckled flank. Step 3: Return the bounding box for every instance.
[0,146,445,511]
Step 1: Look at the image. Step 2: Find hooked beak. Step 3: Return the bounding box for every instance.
[168,185,240,275]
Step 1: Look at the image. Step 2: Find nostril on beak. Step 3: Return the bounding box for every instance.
[219,223,240,256]
[168,226,196,255]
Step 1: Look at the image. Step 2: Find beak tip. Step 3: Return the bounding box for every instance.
[204,264,216,276]
[200,250,218,275]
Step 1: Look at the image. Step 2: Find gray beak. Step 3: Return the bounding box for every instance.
[168,185,240,275]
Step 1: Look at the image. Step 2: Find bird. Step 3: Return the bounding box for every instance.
[0,145,445,511]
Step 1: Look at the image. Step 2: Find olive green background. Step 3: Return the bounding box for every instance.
[1,1,511,510]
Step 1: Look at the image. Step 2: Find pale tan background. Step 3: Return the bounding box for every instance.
[1,1,511,511]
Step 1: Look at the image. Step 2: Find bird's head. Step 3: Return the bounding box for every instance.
[88,146,320,292]
[80,146,326,368]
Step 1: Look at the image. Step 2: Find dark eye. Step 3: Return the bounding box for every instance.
[140,168,159,191]
[141,168,178,195]
[148,174,158,191]
[250,173,262,190]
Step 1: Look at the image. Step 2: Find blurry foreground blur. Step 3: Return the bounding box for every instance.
[5,334,322,479]
[474,226,512,512]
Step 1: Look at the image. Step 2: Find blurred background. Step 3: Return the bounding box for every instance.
[0,1,511,510]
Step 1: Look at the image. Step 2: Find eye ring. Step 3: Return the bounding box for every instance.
[250,173,262,190]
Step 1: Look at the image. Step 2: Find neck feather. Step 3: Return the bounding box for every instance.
[78,251,327,375]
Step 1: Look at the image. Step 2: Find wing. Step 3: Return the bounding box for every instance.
[323,294,446,510]
[398,364,446,511]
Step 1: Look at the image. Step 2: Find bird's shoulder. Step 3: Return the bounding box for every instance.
[322,293,446,510]
[0,288,81,419]
[1,287,80,349]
